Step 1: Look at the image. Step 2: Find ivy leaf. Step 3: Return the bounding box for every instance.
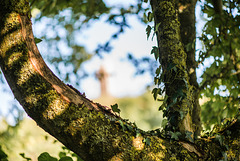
[161,119,168,129]
[0,146,8,160]
[179,111,184,120]
[151,46,159,60]
[186,42,193,52]
[143,137,151,145]
[167,63,176,71]
[220,152,228,161]
[154,77,159,86]
[20,153,32,161]
[59,157,73,161]
[71,153,84,161]
[147,12,153,22]
[111,104,120,114]
[185,131,194,143]
[125,124,133,131]
[152,88,161,100]
[38,152,58,161]
[215,134,224,146]
[154,22,161,33]
[146,25,152,40]
[118,120,126,131]
[159,95,168,111]
[136,130,141,137]
[166,96,178,109]
[155,66,161,76]
[170,131,181,140]
[34,37,42,44]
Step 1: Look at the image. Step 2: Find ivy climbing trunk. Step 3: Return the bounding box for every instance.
[177,0,202,138]
[150,0,195,139]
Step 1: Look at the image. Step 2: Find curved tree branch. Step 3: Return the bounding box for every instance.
[0,0,202,160]
[1,0,240,160]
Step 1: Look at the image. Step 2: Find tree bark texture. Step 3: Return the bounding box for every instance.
[150,0,194,137]
[0,0,240,160]
[177,0,202,138]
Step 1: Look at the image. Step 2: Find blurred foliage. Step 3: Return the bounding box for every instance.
[0,118,63,161]
[117,91,163,131]
[199,0,240,130]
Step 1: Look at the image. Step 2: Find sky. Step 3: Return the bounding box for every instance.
[0,1,206,124]
[78,15,156,98]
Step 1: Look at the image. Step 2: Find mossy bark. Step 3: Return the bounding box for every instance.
[150,0,194,138]
[0,0,198,160]
[177,0,202,138]
[0,0,240,160]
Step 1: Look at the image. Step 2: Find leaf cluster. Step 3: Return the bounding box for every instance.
[199,0,240,129]
[18,146,83,161]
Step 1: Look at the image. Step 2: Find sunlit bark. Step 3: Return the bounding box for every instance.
[0,0,240,160]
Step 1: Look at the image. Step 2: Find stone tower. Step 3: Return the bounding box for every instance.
[96,66,109,97]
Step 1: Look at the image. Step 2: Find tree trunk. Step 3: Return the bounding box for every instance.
[0,0,240,160]
[150,0,194,138]
[177,0,202,138]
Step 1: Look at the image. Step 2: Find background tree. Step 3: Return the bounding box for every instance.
[1,0,240,160]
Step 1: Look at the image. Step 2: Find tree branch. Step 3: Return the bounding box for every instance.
[150,0,194,138]
[0,0,200,160]
[1,0,240,160]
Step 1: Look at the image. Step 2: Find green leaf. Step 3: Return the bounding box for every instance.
[59,157,73,161]
[125,124,133,131]
[155,66,161,76]
[38,152,58,161]
[161,119,168,129]
[143,137,151,145]
[71,154,84,161]
[146,25,152,40]
[154,77,159,85]
[151,46,159,60]
[111,104,120,114]
[167,63,176,71]
[215,134,224,146]
[144,0,148,3]
[154,23,161,33]
[186,42,193,52]
[179,111,184,120]
[20,153,32,161]
[34,37,42,44]
[147,12,153,22]
[136,129,141,137]
[170,131,181,140]
[0,146,8,160]
[159,95,168,111]
[152,88,161,100]
[58,152,66,158]
[118,120,126,131]
[185,131,194,143]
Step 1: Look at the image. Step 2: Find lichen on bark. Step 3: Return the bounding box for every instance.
[151,0,194,138]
